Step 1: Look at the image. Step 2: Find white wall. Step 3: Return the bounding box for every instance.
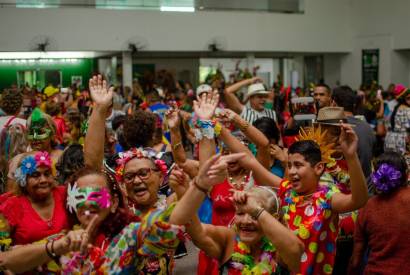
[340,0,410,87]
[0,0,350,52]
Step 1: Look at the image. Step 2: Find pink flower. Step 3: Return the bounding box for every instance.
[34,151,52,168]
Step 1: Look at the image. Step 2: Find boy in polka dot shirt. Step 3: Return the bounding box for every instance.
[277,124,368,275]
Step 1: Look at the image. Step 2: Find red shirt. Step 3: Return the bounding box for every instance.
[0,186,70,245]
[350,187,410,275]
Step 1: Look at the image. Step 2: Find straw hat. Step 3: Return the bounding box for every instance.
[244,83,270,101]
[196,84,212,97]
[314,107,353,126]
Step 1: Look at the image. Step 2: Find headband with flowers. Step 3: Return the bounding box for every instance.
[371,163,403,193]
[115,148,168,182]
[14,151,52,187]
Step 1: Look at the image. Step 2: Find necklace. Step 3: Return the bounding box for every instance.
[229,236,277,274]
[228,171,250,190]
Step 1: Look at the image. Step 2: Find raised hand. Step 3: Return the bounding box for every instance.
[339,123,358,158]
[165,108,181,130]
[169,165,190,199]
[196,153,246,190]
[232,190,261,216]
[270,145,288,163]
[193,90,219,120]
[216,108,237,122]
[89,75,114,110]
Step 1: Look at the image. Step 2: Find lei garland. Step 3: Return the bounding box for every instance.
[229,236,277,274]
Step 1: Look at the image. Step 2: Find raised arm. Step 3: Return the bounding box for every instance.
[166,109,198,178]
[193,90,219,167]
[223,78,255,114]
[170,154,244,258]
[84,75,113,170]
[331,124,369,213]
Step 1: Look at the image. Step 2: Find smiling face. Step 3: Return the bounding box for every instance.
[123,158,163,208]
[25,166,54,201]
[75,174,115,229]
[287,153,324,195]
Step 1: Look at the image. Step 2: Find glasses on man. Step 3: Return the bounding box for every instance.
[123,168,159,183]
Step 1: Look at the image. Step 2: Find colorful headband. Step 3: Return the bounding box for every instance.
[371,163,403,193]
[115,148,168,182]
[14,151,52,187]
[67,182,111,213]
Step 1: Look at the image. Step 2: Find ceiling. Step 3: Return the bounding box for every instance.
[0,0,303,13]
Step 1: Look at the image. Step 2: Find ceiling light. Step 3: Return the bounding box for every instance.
[160,6,195,12]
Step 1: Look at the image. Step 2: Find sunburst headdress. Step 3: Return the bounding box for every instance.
[296,125,335,164]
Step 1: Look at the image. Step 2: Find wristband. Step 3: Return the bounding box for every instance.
[251,206,265,220]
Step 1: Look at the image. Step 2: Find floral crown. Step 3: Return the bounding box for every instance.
[297,125,336,164]
[15,151,52,187]
[115,148,168,182]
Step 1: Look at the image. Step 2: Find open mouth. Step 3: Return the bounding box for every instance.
[133,186,148,197]
[239,226,257,234]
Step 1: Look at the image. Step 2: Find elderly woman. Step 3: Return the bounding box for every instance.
[169,153,304,274]
[0,151,70,249]
[81,75,185,274]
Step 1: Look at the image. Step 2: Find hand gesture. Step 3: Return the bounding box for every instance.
[232,190,261,216]
[270,145,288,163]
[54,215,99,255]
[89,75,114,110]
[169,165,190,199]
[216,108,237,122]
[165,108,181,130]
[193,90,219,120]
[196,153,246,190]
[338,124,358,158]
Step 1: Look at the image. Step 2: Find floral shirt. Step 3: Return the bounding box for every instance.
[278,180,340,275]
[99,203,185,274]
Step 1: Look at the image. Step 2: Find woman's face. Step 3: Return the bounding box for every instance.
[123,158,163,208]
[75,174,115,228]
[26,166,54,200]
[234,203,264,246]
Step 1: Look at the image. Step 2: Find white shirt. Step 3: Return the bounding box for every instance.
[240,103,277,124]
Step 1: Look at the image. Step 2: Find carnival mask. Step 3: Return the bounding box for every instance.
[67,182,111,213]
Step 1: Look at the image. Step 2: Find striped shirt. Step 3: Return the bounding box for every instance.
[240,104,277,124]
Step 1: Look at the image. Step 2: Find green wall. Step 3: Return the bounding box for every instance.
[0,58,96,90]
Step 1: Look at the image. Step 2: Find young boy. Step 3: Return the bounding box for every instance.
[277,124,368,275]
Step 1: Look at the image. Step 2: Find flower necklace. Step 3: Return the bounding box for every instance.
[229,236,277,274]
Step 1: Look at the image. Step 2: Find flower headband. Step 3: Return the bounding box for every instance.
[115,148,168,182]
[14,151,52,187]
[371,163,403,193]
[67,182,111,213]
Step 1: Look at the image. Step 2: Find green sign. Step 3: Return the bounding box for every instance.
[362,49,379,85]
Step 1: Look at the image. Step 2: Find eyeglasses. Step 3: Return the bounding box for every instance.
[123,168,159,183]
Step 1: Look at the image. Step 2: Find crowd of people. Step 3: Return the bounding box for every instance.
[0,70,408,275]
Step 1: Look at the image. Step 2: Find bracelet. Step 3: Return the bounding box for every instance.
[193,177,209,194]
[251,206,265,220]
[173,142,182,150]
[45,239,60,261]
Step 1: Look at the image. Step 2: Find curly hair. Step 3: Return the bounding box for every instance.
[123,110,156,148]
[66,167,134,239]
[0,90,23,115]
[55,144,84,184]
